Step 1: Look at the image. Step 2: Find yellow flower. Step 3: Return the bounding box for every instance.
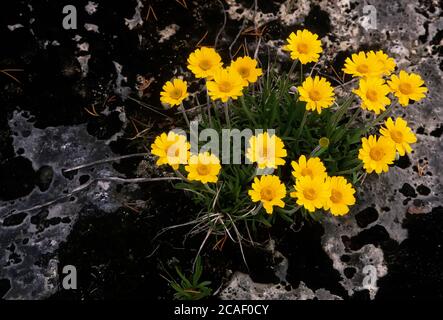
[324,176,356,216]
[160,79,189,107]
[284,29,322,64]
[229,56,263,85]
[151,131,190,170]
[343,51,384,78]
[353,77,391,114]
[372,50,396,76]
[185,152,221,184]
[298,76,335,114]
[248,175,286,214]
[187,47,223,79]
[358,135,396,174]
[290,176,330,213]
[387,70,428,106]
[379,117,417,156]
[206,68,245,102]
[246,132,287,169]
[291,155,327,180]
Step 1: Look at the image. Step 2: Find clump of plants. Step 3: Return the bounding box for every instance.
[161,256,212,300]
[150,29,427,260]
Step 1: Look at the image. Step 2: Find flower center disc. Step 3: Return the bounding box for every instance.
[309,89,322,101]
[238,67,250,78]
[369,146,384,161]
[219,81,232,93]
[390,130,403,143]
[260,187,274,201]
[199,60,211,71]
[196,164,210,175]
[366,89,378,102]
[170,88,182,99]
[167,145,180,157]
[303,188,317,201]
[331,189,343,203]
[399,82,413,95]
[357,64,369,73]
[297,42,309,54]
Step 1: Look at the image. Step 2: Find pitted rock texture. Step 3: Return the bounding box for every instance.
[220,272,342,300]
[220,0,442,300]
[0,111,127,299]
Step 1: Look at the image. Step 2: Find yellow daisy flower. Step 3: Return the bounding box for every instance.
[151,131,190,170]
[248,175,286,214]
[372,50,396,76]
[246,132,287,169]
[353,77,391,114]
[387,70,428,106]
[358,135,396,174]
[187,47,223,79]
[343,51,384,78]
[324,176,356,216]
[284,29,322,64]
[291,155,327,180]
[160,79,189,107]
[206,68,245,102]
[379,117,417,156]
[185,152,221,184]
[298,76,335,114]
[229,56,263,86]
[290,176,330,213]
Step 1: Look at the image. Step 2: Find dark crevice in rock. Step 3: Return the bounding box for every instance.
[344,267,356,279]
[394,154,412,169]
[399,183,418,198]
[416,184,431,196]
[3,212,28,227]
[278,222,348,298]
[377,206,443,299]
[430,124,443,138]
[304,5,331,38]
[0,156,36,201]
[35,166,54,192]
[346,225,394,251]
[355,207,379,228]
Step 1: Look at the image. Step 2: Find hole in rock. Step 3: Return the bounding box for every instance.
[3,212,28,227]
[35,166,54,192]
[399,183,417,198]
[0,157,36,200]
[416,184,431,196]
[394,154,411,169]
[355,207,379,228]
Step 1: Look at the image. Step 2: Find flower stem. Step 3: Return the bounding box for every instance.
[300,63,303,83]
[224,101,231,127]
[365,104,395,132]
[335,163,363,175]
[345,107,362,129]
[203,182,216,195]
[174,169,187,181]
[179,103,190,127]
[278,205,301,215]
[287,60,298,79]
[296,109,309,139]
